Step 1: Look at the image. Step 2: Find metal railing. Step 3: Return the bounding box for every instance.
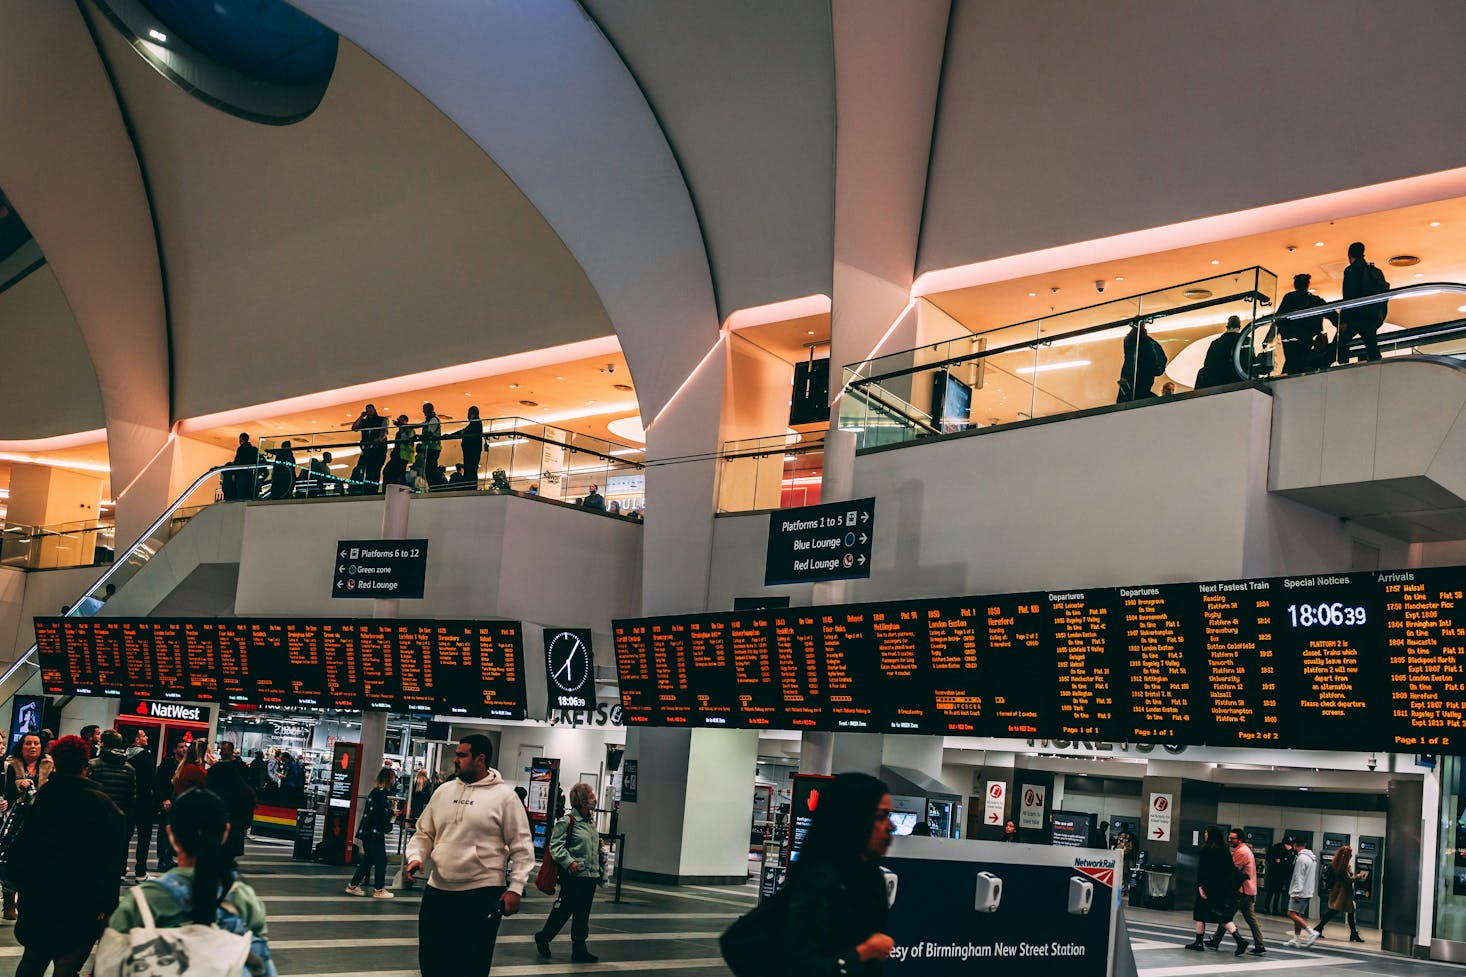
[0,518,116,570]
[839,267,1278,449]
[258,415,646,513]
[716,429,827,514]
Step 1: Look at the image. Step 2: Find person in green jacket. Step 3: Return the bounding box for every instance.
[108,788,273,976]
[534,782,605,963]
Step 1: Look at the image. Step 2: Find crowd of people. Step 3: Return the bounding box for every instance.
[1118,241,1394,402]
[0,728,268,977]
[222,401,647,520]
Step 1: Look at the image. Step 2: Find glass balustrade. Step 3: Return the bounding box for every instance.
[840,268,1280,448]
[258,416,646,514]
[716,430,826,514]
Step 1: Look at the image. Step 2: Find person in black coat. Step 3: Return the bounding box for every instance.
[12,735,126,977]
[154,740,187,872]
[1338,241,1389,364]
[227,432,260,501]
[1117,320,1168,402]
[87,730,137,884]
[205,741,257,859]
[459,406,484,488]
[1196,316,1246,388]
[1273,274,1336,375]
[1185,826,1248,956]
[782,772,895,976]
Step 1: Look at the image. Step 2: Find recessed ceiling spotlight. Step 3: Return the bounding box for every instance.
[555,375,564,381]
[1114,276,1125,282]
[1027,291,1037,297]
[509,383,520,389]
[1209,259,1220,265]
[588,399,597,404]
[1414,272,1425,278]
[1430,221,1442,228]
[518,399,539,408]
[1457,305,1466,313]
[1314,241,1325,247]
[806,330,816,336]
[1388,255,1421,267]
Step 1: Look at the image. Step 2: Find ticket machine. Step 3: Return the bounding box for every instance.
[1320,832,1350,898]
[1354,835,1383,926]
[1244,827,1272,890]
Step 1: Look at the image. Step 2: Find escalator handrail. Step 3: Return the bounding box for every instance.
[0,462,272,689]
[1236,282,1466,379]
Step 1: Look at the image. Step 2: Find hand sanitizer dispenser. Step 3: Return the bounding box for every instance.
[974,871,1003,912]
[882,867,899,907]
[1068,876,1094,915]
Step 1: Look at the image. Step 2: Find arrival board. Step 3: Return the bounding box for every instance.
[614,566,1466,751]
[36,617,527,720]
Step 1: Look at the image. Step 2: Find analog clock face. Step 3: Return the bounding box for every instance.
[547,631,590,694]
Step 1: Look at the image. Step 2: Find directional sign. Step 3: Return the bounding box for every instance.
[1018,784,1046,829]
[983,781,1006,826]
[764,497,876,585]
[543,627,597,712]
[332,539,428,599]
[1148,792,1173,841]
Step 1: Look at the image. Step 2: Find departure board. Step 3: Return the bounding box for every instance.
[1383,568,1466,751]
[1050,590,1123,740]
[1200,579,1283,746]
[613,565,1466,753]
[36,617,527,720]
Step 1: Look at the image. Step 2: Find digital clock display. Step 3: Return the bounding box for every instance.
[1286,603,1368,627]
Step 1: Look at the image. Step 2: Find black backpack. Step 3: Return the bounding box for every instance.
[720,885,789,977]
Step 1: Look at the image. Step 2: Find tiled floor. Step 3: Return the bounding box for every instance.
[0,838,1456,976]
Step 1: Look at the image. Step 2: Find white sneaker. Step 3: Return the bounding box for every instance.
[1283,937,1299,947]
[1301,929,1321,947]
[372,888,394,899]
[344,885,365,896]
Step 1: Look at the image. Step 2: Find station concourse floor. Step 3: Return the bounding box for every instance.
[0,836,1454,977]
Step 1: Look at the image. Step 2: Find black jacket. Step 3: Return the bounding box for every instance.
[1198,844,1241,912]
[87,749,137,818]
[156,755,180,807]
[783,860,889,977]
[1274,288,1333,343]
[1196,330,1244,388]
[206,758,258,825]
[128,750,157,817]
[13,775,125,952]
[1341,260,1389,327]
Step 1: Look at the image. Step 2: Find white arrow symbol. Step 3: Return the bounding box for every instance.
[338,565,345,572]
[339,549,347,557]
[858,554,866,565]
[859,533,868,544]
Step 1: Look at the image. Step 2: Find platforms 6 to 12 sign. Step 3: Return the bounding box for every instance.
[333,539,428,599]
[764,498,876,585]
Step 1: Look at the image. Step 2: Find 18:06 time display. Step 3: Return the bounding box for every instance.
[1287,603,1368,627]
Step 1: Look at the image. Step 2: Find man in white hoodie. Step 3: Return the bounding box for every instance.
[1285,837,1321,947]
[406,733,534,976]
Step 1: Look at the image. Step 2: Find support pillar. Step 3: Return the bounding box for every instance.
[355,485,409,826]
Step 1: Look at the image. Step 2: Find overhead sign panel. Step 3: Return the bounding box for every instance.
[332,539,428,598]
[764,498,875,585]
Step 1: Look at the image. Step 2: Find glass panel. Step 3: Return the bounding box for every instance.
[716,432,825,514]
[1435,755,1466,942]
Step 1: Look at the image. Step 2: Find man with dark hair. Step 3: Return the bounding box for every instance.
[406,734,533,977]
[206,741,257,859]
[1338,241,1389,364]
[79,724,101,758]
[1273,273,1335,375]
[353,404,389,491]
[227,432,260,501]
[10,735,125,977]
[127,730,157,881]
[87,729,137,885]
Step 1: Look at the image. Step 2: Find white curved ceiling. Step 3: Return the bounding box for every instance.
[583,0,836,319]
[0,267,104,438]
[90,25,617,419]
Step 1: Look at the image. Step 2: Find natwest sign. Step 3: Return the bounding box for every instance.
[121,696,211,724]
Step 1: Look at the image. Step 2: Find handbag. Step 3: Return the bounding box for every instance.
[720,885,788,977]
[94,884,251,977]
[0,799,30,891]
[535,814,576,894]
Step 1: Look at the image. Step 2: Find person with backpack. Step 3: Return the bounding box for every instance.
[1117,319,1168,402]
[1338,241,1389,364]
[533,782,606,963]
[89,729,139,886]
[10,735,125,977]
[345,767,397,899]
[102,787,274,977]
